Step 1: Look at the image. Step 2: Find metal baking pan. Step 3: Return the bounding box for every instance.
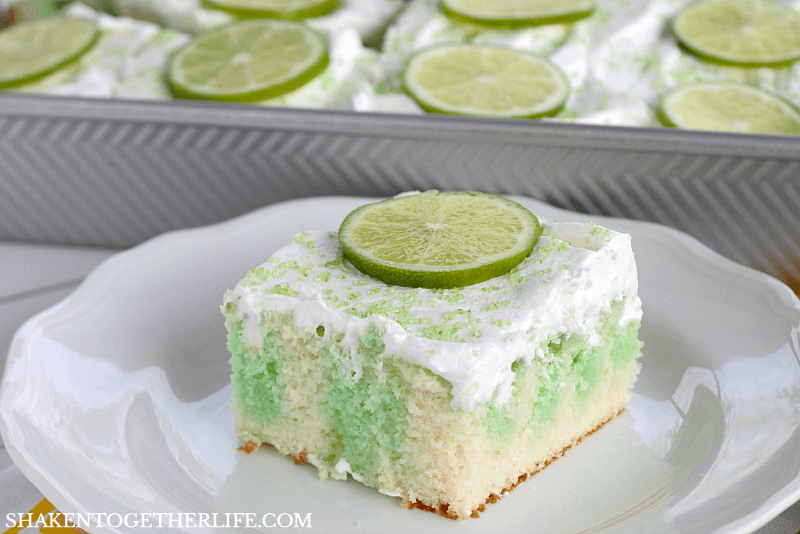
[1,92,799,293]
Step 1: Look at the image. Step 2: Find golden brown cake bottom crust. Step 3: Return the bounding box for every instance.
[403,407,625,520]
[237,407,625,521]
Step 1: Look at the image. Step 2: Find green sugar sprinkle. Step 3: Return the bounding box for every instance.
[246,225,617,343]
[266,282,299,297]
[324,258,353,275]
[397,289,420,303]
[482,300,511,312]
[588,221,613,242]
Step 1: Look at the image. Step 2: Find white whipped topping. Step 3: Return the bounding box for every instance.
[362,0,800,127]
[334,459,364,482]
[16,3,378,108]
[95,0,402,40]
[17,3,188,99]
[224,214,642,413]
[259,27,381,110]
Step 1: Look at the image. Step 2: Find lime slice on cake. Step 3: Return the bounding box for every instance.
[440,0,594,27]
[673,0,800,67]
[658,83,800,135]
[338,191,543,289]
[201,0,339,20]
[0,18,99,89]
[404,44,569,119]
[167,20,328,103]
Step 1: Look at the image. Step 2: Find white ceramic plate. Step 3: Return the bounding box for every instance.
[2,196,800,534]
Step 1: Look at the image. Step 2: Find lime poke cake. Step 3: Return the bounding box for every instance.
[0,3,382,109]
[165,18,382,109]
[355,0,800,134]
[80,0,403,42]
[221,191,643,519]
[0,3,189,99]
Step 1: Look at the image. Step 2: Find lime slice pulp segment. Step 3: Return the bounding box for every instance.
[167,20,328,103]
[673,0,800,67]
[338,191,543,289]
[440,0,594,27]
[659,83,800,135]
[404,44,569,119]
[202,0,339,20]
[0,18,99,89]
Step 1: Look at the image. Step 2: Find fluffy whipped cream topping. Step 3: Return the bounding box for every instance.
[17,3,188,99]
[224,214,641,413]
[98,0,402,41]
[361,0,800,127]
[16,3,378,108]
[259,27,381,110]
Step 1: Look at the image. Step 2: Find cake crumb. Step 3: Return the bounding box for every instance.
[238,440,259,454]
[291,449,309,465]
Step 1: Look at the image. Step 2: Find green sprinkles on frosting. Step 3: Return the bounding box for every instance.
[266,282,299,297]
[243,219,622,343]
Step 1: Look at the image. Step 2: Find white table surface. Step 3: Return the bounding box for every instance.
[1,240,799,533]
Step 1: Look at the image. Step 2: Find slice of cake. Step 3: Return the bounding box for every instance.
[222,195,643,519]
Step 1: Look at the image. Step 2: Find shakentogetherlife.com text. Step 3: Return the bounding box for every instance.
[7,512,313,529]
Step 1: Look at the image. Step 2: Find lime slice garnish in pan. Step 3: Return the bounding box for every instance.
[338,191,543,289]
[0,17,99,89]
[167,19,328,103]
[658,82,800,135]
[403,43,569,119]
[202,0,339,20]
[673,0,800,67]
[440,0,594,27]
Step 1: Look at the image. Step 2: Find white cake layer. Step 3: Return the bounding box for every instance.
[224,204,642,413]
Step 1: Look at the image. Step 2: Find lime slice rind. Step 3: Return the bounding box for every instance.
[674,40,800,69]
[403,44,570,119]
[167,20,328,103]
[201,0,340,20]
[658,83,800,135]
[672,0,800,67]
[439,0,594,28]
[338,191,543,289]
[0,18,99,89]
